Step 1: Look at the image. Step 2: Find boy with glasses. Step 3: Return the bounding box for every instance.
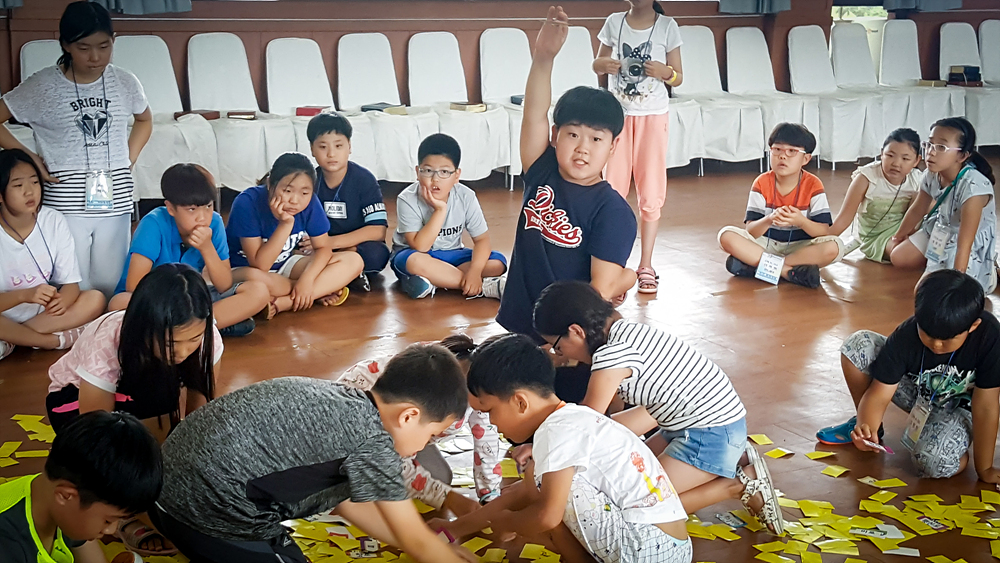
[718,123,845,288]
[389,133,507,299]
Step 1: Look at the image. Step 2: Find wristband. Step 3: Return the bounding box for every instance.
[666,69,678,85]
[480,491,501,505]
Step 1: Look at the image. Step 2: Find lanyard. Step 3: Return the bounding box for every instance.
[1,212,55,283]
[926,165,970,224]
[71,65,112,173]
[617,13,659,61]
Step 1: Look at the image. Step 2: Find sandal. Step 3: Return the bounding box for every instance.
[254,299,278,322]
[636,267,658,294]
[116,517,178,557]
[736,444,785,535]
[320,287,350,307]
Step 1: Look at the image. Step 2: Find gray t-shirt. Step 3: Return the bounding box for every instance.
[157,377,408,542]
[392,182,489,250]
[3,65,147,173]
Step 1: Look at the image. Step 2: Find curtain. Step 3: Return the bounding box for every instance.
[91,0,192,15]
[718,0,792,14]
[884,0,962,11]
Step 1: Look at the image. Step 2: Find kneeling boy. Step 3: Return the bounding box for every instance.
[308,113,390,291]
[439,334,692,563]
[152,345,478,563]
[390,133,507,299]
[0,411,162,562]
[818,270,1000,482]
[718,123,844,288]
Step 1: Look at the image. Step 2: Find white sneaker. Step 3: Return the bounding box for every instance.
[0,340,14,361]
[480,275,506,300]
[54,325,88,350]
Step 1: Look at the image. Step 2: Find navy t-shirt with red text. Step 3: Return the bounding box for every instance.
[497,147,637,338]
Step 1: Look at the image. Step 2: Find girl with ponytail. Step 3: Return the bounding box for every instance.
[890,117,997,293]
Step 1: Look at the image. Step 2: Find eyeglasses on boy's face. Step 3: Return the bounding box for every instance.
[549,335,563,355]
[769,146,808,158]
[417,168,457,180]
[921,141,962,156]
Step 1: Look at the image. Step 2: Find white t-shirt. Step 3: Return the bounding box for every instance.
[598,12,683,116]
[852,161,921,216]
[0,207,82,323]
[533,404,687,525]
[392,183,489,250]
[591,320,747,431]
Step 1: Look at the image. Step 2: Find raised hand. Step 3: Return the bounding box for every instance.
[534,6,569,62]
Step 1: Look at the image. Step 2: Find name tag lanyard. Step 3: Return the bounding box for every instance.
[73,67,114,211]
[902,349,957,451]
[616,13,658,93]
[0,213,55,283]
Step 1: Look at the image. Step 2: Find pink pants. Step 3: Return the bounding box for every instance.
[605,112,670,222]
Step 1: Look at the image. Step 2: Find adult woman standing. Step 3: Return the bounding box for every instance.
[0,1,152,297]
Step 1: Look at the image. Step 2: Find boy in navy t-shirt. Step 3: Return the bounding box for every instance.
[498,7,637,367]
[109,164,270,336]
[306,113,390,291]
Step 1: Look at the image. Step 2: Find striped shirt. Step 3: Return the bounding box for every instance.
[591,320,746,431]
[745,170,831,243]
[43,167,135,217]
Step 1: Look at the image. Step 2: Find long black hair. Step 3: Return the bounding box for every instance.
[0,149,44,207]
[653,1,665,15]
[116,264,215,427]
[932,117,995,185]
[58,1,114,70]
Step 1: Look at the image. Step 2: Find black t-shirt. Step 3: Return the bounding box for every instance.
[870,312,1000,408]
[314,163,388,238]
[496,147,637,338]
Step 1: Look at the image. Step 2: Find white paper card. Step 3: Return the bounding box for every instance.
[755,253,784,285]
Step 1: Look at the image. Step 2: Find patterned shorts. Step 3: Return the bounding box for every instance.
[562,476,692,563]
[841,330,974,478]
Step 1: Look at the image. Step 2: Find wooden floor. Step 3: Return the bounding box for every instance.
[3,151,1000,563]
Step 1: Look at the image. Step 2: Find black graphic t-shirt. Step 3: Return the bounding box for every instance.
[315,163,388,237]
[870,312,1000,409]
[497,147,637,338]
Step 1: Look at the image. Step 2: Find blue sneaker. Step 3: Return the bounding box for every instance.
[401,275,435,299]
[817,416,884,445]
[219,318,255,337]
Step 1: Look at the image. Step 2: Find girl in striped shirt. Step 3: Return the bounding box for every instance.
[533,280,784,534]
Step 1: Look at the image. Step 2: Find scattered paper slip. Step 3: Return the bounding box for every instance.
[765,448,794,459]
[749,434,773,445]
[412,499,435,514]
[753,541,787,553]
[981,489,1000,504]
[499,459,520,478]
[869,490,897,503]
[755,554,793,563]
[805,451,835,460]
[481,548,506,563]
[821,465,849,478]
[884,547,920,557]
[15,450,48,458]
[0,441,21,458]
[460,537,491,553]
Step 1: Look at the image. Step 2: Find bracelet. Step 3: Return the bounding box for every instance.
[480,491,501,505]
[665,69,678,85]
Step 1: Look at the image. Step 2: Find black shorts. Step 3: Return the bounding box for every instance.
[150,505,306,563]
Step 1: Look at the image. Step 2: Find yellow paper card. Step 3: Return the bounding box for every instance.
[330,537,360,551]
[0,441,21,458]
[413,499,435,514]
[910,494,943,502]
[982,489,1000,505]
[480,548,506,563]
[0,458,18,468]
[869,491,897,503]
[481,527,492,535]
[869,537,901,552]
[753,540,787,553]
[777,497,800,508]
[14,450,48,458]
[749,434,773,445]
[708,524,740,541]
[805,451,835,460]
[499,459,520,478]
[765,448,793,459]
[782,540,808,555]
[844,560,867,563]
[519,544,546,559]
[821,465,849,478]
[991,540,1000,559]
[800,553,822,563]
[799,500,834,517]
[732,509,766,532]
[872,478,907,488]
[755,554,793,563]
[461,537,492,553]
[927,557,953,563]
[534,556,560,563]
[962,527,1000,539]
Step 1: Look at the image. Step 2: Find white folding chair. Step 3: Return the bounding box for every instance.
[980,20,1000,86]
[480,27,531,182]
[940,22,1000,146]
[551,27,599,100]
[788,25,882,166]
[263,37,377,173]
[112,35,220,200]
[19,40,61,81]
[880,19,964,131]
[338,33,438,182]
[726,27,819,158]
[409,32,509,181]
[188,32,296,190]
[673,26,764,164]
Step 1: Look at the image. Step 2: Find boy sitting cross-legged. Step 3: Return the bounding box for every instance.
[306,112,391,291]
[108,164,271,336]
[0,411,162,563]
[389,133,507,300]
[436,334,692,563]
[718,123,845,288]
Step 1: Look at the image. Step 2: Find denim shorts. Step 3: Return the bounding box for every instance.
[208,282,241,303]
[389,247,507,278]
[659,417,747,479]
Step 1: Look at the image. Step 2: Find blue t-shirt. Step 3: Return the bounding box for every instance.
[115,207,229,294]
[315,162,388,238]
[497,147,637,338]
[226,185,331,271]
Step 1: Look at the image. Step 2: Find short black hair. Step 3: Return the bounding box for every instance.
[553,86,625,139]
[534,281,615,355]
[45,411,162,515]
[372,343,468,422]
[160,163,217,207]
[468,334,555,399]
[768,122,816,154]
[915,270,985,340]
[418,133,461,168]
[307,112,353,144]
[266,152,317,193]
[0,148,44,205]
[884,127,921,157]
